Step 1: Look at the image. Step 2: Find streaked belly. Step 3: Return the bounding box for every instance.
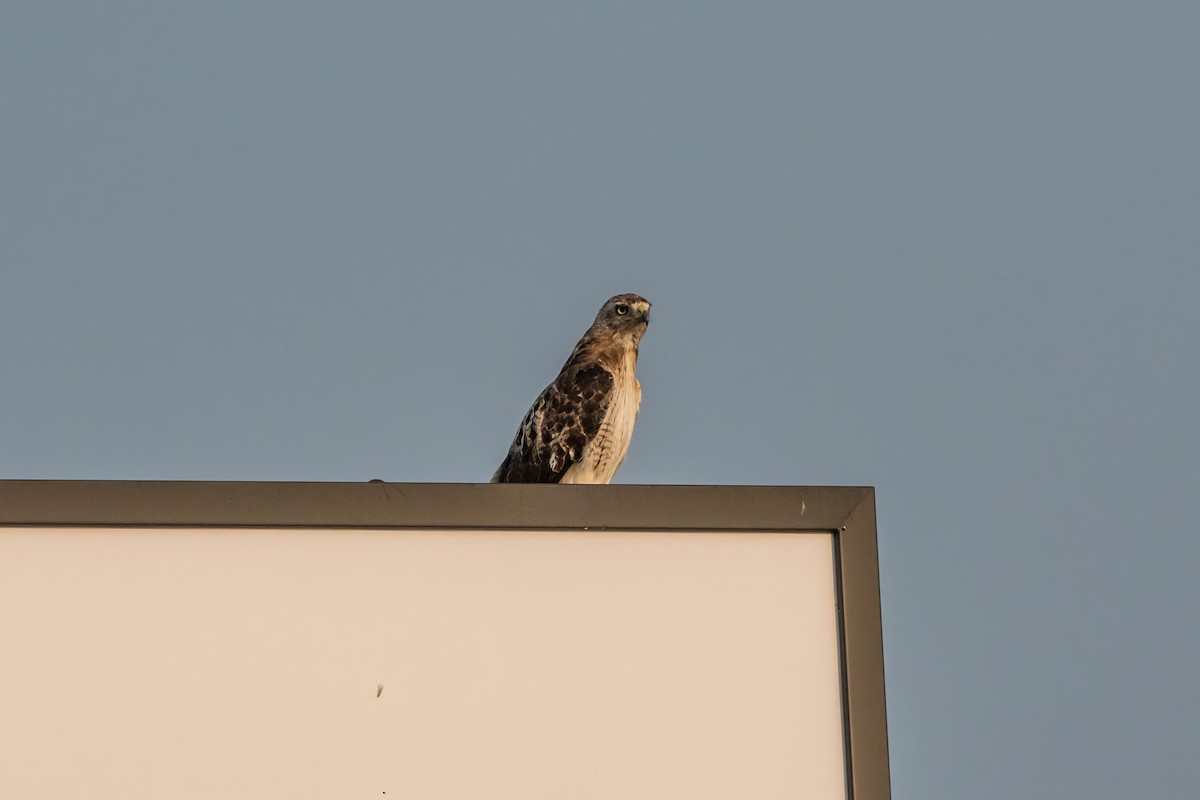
[561,380,639,484]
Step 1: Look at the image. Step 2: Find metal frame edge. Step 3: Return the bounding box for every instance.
[0,480,890,797]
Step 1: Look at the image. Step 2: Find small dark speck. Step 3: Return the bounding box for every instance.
[377,684,384,697]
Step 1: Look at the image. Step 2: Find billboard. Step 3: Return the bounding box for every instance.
[0,482,887,799]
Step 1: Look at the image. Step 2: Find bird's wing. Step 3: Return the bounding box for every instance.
[493,363,614,483]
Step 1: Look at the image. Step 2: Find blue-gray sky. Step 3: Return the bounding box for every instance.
[2,3,1197,797]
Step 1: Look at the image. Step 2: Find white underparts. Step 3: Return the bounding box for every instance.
[561,349,641,484]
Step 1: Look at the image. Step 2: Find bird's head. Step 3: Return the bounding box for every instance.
[592,293,651,343]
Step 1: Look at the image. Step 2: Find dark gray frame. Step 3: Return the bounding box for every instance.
[0,481,889,799]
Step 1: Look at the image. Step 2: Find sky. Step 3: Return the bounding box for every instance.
[2,2,1197,797]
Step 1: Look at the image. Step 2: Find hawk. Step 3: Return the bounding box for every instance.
[491,294,651,484]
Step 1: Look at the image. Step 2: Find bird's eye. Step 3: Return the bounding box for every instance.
[615,304,629,315]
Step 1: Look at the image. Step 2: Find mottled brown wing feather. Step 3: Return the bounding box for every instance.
[492,364,614,483]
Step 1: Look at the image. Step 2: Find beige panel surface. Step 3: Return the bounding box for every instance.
[0,528,845,799]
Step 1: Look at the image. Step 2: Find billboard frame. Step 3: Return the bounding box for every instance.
[0,481,889,799]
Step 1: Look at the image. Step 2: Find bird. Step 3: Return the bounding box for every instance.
[491,294,651,484]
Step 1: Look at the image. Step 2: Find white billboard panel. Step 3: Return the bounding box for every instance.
[0,482,887,799]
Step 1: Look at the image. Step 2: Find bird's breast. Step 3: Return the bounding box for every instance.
[561,369,640,485]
